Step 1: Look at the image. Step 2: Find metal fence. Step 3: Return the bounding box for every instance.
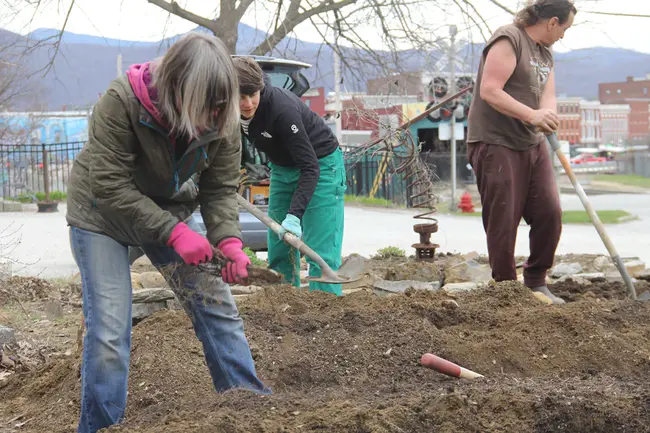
[342,146,474,205]
[0,142,84,198]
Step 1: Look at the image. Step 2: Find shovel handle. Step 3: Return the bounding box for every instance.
[546,133,636,300]
[235,194,346,282]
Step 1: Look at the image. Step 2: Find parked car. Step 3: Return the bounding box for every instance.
[129,55,312,265]
[570,152,612,165]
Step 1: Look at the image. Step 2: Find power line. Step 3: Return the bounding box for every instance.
[582,10,650,18]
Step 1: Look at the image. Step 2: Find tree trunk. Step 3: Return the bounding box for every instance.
[213,19,239,54]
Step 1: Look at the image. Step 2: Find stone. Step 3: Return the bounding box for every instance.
[131,255,158,273]
[532,291,553,305]
[556,275,592,286]
[605,274,639,284]
[573,273,607,283]
[132,288,176,303]
[138,272,168,289]
[131,272,143,289]
[441,299,459,309]
[550,263,583,278]
[0,200,23,212]
[0,326,16,346]
[624,260,646,277]
[593,256,610,272]
[132,301,168,321]
[338,254,370,280]
[442,282,478,293]
[637,269,650,281]
[444,261,492,284]
[230,285,263,295]
[166,298,183,311]
[373,279,441,294]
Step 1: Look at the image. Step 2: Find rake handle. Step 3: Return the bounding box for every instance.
[546,133,636,300]
[235,194,343,282]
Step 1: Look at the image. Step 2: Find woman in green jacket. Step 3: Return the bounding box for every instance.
[65,33,269,433]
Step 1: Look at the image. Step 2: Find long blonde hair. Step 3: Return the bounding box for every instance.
[151,32,240,139]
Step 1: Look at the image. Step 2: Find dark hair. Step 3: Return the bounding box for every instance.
[232,56,265,96]
[514,0,577,27]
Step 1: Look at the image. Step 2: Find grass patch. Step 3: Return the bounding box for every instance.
[592,174,650,189]
[440,207,634,224]
[372,246,406,259]
[561,210,634,224]
[344,194,402,208]
[243,247,266,267]
[6,190,67,203]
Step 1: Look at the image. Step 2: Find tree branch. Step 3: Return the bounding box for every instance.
[487,0,515,16]
[147,0,217,31]
[250,0,358,55]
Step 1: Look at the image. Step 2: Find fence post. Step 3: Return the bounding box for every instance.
[42,143,50,202]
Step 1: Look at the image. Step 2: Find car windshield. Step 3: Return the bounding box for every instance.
[267,72,295,91]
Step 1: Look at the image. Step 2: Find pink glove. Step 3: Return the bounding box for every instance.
[217,237,251,284]
[167,222,213,266]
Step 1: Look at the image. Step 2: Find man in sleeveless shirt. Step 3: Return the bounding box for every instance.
[466,0,577,304]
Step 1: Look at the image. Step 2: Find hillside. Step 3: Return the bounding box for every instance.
[1,24,650,110]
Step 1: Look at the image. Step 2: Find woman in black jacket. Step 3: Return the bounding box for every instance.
[233,56,347,296]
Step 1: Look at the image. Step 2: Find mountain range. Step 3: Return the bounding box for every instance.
[2,22,650,111]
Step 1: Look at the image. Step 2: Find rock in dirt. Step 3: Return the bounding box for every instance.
[637,269,650,281]
[574,272,606,282]
[555,275,592,286]
[132,288,176,303]
[593,256,610,271]
[132,302,168,321]
[550,262,583,278]
[131,255,158,273]
[624,260,646,277]
[230,285,263,295]
[138,272,168,289]
[384,260,442,282]
[442,282,478,292]
[0,325,16,346]
[444,261,492,284]
[373,279,440,295]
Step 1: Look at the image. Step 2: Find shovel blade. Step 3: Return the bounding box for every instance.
[638,291,650,301]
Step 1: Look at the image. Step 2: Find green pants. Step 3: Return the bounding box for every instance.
[267,148,346,296]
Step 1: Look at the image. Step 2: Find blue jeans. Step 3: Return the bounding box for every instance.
[69,219,270,433]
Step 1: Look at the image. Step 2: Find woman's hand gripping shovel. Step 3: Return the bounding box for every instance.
[235,194,364,285]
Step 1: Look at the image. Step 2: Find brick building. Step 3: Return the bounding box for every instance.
[557,97,581,144]
[301,87,326,117]
[599,74,650,143]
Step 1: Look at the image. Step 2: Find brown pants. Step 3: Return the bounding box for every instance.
[467,142,562,288]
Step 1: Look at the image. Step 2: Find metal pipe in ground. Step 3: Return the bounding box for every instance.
[546,133,637,300]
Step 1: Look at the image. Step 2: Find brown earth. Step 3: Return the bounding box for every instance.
[3,274,650,433]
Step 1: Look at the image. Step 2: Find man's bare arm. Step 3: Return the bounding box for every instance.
[480,38,536,123]
[539,68,557,111]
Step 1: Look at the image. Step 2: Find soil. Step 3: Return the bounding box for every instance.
[3,272,650,433]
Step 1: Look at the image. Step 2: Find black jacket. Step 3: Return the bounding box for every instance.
[244,74,339,219]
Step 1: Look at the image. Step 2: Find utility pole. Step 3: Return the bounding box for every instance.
[333,47,343,144]
[117,53,123,78]
[449,24,458,212]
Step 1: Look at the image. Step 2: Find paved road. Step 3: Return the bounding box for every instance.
[2,194,649,279]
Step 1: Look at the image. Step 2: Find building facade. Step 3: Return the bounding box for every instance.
[599,74,650,143]
[579,100,602,146]
[557,97,581,144]
[600,104,631,146]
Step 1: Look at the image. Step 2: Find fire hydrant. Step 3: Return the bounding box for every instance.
[457,191,475,213]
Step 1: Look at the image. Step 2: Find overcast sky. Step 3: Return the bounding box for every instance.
[2,0,650,54]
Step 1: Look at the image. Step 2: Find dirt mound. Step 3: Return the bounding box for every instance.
[0,277,55,304]
[3,281,650,432]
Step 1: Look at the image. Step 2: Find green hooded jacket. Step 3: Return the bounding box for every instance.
[65,71,242,248]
